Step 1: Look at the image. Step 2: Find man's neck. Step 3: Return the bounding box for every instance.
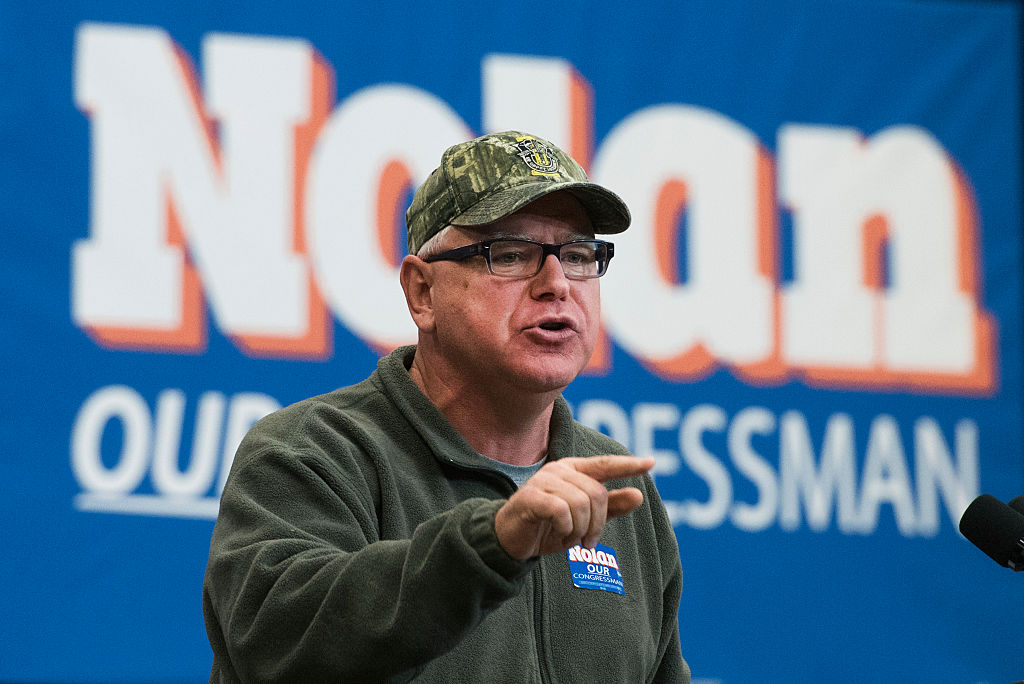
[408,350,559,467]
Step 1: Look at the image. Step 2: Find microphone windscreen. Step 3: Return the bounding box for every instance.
[1008,496,1024,516]
[959,494,1024,568]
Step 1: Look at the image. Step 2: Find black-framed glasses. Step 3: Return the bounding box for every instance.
[423,238,614,279]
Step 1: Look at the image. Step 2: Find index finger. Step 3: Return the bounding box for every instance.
[565,455,655,483]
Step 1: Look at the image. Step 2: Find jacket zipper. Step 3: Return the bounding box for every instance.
[441,456,550,682]
[533,564,550,683]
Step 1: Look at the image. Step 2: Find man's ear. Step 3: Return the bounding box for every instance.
[400,255,436,333]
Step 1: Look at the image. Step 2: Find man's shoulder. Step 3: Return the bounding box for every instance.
[260,373,380,427]
[254,345,415,437]
[236,371,394,464]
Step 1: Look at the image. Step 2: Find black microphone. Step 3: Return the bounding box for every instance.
[958,494,1024,571]
[1009,496,1024,516]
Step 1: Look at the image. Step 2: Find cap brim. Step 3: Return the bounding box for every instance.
[448,181,630,235]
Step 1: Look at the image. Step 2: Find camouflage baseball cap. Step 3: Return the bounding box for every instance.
[405,131,630,255]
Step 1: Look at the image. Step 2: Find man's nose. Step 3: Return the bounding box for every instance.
[530,254,571,300]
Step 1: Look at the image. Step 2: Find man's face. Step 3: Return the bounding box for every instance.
[427,191,601,395]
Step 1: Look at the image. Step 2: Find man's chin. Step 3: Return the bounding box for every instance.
[507,358,586,394]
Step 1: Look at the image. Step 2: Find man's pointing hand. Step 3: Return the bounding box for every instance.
[494,455,655,561]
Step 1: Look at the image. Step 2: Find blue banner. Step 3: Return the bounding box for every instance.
[2,1,1021,682]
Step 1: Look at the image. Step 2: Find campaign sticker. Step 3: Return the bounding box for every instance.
[566,543,624,595]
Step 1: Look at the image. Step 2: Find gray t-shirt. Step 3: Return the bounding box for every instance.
[483,456,546,488]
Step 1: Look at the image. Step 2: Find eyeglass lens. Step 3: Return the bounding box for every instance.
[488,240,604,278]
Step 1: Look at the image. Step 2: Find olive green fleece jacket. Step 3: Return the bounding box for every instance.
[203,346,689,683]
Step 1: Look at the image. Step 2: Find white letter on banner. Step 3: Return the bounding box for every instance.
[483,54,593,166]
[857,415,916,536]
[778,125,995,392]
[307,85,471,350]
[632,403,681,475]
[594,105,777,380]
[728,407,779,532]
[678,404,732,529]
[71,385,151,494]
[72,23,330,356]
[151,390,223,497]
[914,418,978,537]
[778,411,859,533]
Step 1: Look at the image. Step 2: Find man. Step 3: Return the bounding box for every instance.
[203,131,690,682]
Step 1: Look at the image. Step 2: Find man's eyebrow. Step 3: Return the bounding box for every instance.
[488,231,533,241]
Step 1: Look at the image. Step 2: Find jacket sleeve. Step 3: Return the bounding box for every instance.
[645,477,692,684]
[202,445,532,683]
